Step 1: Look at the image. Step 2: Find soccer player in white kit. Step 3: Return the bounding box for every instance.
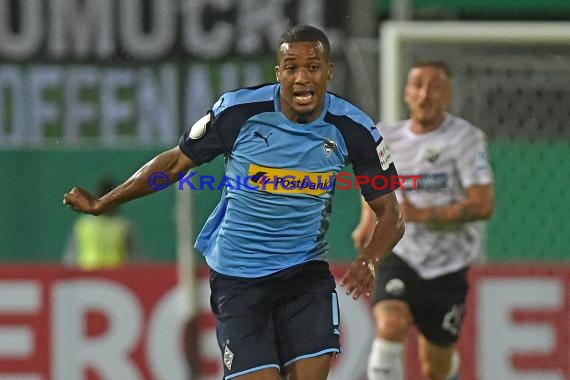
[352,60,495,380]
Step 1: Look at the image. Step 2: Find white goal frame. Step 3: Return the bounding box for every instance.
[379,21,570,123]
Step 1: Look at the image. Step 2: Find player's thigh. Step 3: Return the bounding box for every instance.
[275,262,340,370]
[286,353,332,380]
[372,253,416,340]
[414,268,469,347]
[210,270,280,378]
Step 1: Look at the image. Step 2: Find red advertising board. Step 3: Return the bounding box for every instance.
[0,264,568,380]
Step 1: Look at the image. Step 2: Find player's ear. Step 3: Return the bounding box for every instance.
[327,62,334,80]
[275,65,280,82]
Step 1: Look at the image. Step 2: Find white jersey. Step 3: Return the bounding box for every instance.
[379,114,494,279]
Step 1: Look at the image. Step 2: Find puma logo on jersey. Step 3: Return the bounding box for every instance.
[253,131,272,147]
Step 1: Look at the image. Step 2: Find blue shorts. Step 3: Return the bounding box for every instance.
[209,260,341,379]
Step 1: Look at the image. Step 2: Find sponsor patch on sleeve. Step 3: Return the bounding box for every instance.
[188,112,211,140]
[476,149,490,171]
[376,140,393,170]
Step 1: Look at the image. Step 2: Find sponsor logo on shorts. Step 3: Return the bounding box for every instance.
[385,278,405,296]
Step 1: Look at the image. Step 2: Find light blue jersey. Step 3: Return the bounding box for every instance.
[179,83,396,277]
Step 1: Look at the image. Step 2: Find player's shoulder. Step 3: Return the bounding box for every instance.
[325,92,376,132]
[376,119,408,140]
[212,83,277,114]
[446,113,487,141]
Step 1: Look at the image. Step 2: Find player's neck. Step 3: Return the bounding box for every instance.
[410,114,446,134]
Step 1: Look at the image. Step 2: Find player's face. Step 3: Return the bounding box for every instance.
[275,41,333,124]
[404,66,452,128]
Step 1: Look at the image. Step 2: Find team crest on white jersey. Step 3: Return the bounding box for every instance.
[425,148,440,163]
[323,138,337,157]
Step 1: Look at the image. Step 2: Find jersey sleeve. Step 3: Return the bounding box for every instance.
[456,128,494,188]
[178,110,226,165]
[352,135,399,201]
[179,90,276,166]
[326,112,398,201]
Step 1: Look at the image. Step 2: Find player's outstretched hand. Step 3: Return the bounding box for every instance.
[339,256,376,300]
[63,187,102,215]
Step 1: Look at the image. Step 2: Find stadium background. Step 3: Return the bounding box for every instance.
[1,1,569,379]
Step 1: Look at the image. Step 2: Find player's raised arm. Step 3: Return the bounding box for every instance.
[340,192,404,299]
[63,146,194,215]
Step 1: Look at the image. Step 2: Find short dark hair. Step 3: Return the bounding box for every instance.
[411,60,452,78]
[276,25,331,59]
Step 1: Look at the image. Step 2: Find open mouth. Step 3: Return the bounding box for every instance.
[293,89,315,105]
[418,104,434,114]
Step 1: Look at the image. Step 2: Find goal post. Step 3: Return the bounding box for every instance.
[380,21,570,123]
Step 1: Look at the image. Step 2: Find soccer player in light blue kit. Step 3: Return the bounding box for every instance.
[64,25,404,380]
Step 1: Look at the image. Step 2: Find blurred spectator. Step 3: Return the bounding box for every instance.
[63,178,141,269]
